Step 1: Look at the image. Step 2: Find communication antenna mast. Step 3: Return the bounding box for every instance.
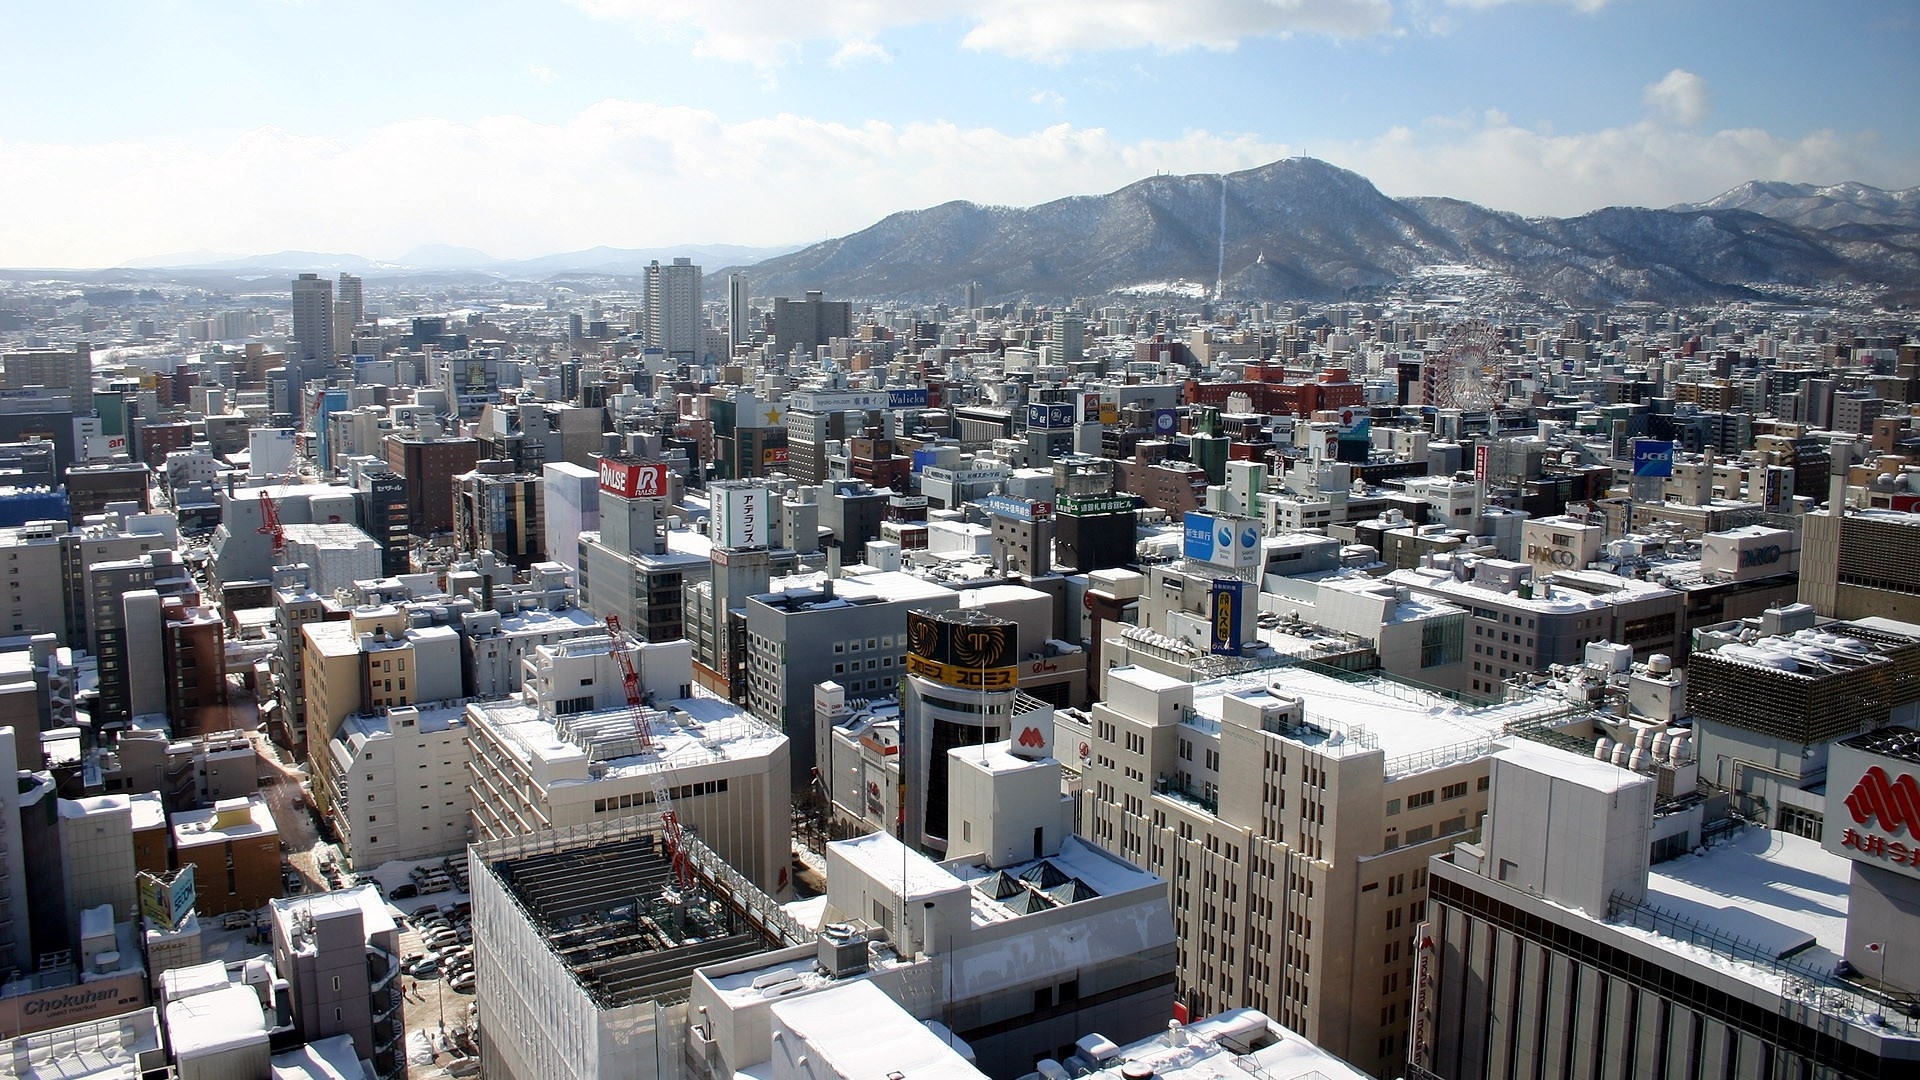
[1214,173,1228,301]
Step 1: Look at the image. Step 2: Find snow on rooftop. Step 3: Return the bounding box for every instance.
[772,980,985,1080]
[1092,1008,1371,1080]
[1187,666,1560,764]
[269,883,396,942]
[1638,827,1851,974]
[166,983,266,1058]
[833,831,969,900]
[1494,741,1642,795]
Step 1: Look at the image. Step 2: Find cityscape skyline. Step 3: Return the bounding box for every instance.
[2,0,1916,269]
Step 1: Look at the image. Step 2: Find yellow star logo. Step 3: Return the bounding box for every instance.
[765,407,783,424]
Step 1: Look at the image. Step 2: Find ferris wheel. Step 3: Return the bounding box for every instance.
[1425,320,1504,411]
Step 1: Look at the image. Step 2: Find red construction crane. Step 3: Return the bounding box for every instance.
[604,615,695,891]
[257,490,285,558]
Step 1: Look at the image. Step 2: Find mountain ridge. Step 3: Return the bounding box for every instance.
[731,159,1920,307]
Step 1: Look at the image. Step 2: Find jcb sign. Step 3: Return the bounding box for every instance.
[599,459,666,499]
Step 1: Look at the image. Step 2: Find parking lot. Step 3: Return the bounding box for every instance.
[396,898,480,1077]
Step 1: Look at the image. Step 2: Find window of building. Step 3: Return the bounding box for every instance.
[1442,782,1468,800]
[1406,790,1435,809]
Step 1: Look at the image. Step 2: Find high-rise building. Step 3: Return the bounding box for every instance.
[645,257,703,360]
[727,271,750,355]
[1076,663,1585,1076]
[336,272,364,329]
[291,272,334,363]
[771,291,852,359]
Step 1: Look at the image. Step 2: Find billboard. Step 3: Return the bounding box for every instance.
[1083,392,1102,423]
[1184,512,1217,561]
[598,458,667,499]
[1059,494,1136,516]
[789,389,893,413]
[1631,439,1674,478]
[137,866,195,931]
[86,434,128,459]
[1153,409,1179,437]
[887,388,929,408]
[1026,402,1076,430]
[1824,739,1920,881]
[1183,512,1260,569]
[1210,579,1245,655]
[1474,444,1490,486]
[1010,706,1055,762]
[711,483,770,548]
[905,610,1017,690]
[762,447,790,467]
[1099,404,1118,424]
[980,493,1050,522]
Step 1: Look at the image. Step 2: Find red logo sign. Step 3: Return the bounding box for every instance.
[1846,766,1920,837]
[1017,727,1046,749]
[599,459,666,499]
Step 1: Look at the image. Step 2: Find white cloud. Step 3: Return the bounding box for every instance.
[1029,89,1067,110]
[568,0,1392,65]
[829,39,891,67]
[527,64,557,82]
[1320,114,1888,216]
[1643,68,1710,128]
[0,103,1909,267]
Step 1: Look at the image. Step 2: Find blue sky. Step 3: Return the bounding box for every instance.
[2,0,1914,266]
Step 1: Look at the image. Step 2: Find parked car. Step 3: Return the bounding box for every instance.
[447,970,475,994]
[405,953,441,978]
[389,883,418,900]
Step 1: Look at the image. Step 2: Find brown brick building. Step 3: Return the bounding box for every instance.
[383,433,479,537]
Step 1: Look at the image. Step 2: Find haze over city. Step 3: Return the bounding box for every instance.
[3,0,1916,268]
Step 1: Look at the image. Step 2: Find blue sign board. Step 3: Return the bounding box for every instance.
[1026,402,1076,430]
[1154,409,1178,437]
[1632,439,1674,478]
[980,494,1034,522]
[1183,512,1216,561]
[888,388,929,408]
[1210,580,1244,655]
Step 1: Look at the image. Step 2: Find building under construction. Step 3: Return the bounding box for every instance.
[472,817,809,1080]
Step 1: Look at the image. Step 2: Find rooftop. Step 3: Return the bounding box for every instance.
[771,980,986,1080]
[487,829,782,1008]
[1183,666,1573,772]
[471,690,784,780]
[1494,740,1641,795]
[1084,1008,1371,1080]
[269,883,396,946]
[172,798,277,848]
[946,836,1163,927]
[1696,622,1916,678]
[165,983,266,1058]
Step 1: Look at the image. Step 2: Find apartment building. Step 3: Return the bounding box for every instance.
[327,702,471,869]
[270,885,405,1079]
[1077,664,1582,1077]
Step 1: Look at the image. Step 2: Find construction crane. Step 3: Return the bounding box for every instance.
[604,615,695,891]
[256,490,285,558]
[255,452,301,561]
